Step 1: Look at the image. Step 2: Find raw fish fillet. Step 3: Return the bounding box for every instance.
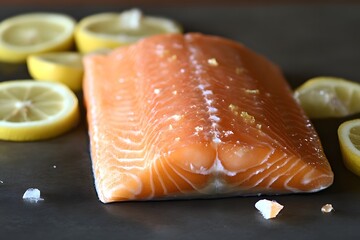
[83,33,334,203]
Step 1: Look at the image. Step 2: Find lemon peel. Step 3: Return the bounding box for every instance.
[27,52,83,91]
[0,13,76,63]
[338,119,360,176]
[0,80,80,141]
[75,9,182,53]
[294,76,360,118]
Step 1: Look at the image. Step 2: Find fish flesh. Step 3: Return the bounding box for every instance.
[83,33,334,203]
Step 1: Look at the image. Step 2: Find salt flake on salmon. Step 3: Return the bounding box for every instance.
[83,33,334,203]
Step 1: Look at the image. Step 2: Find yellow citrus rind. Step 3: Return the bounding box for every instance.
[75,10,182,53]
[27,52,83,91]
[0,80,80,141]
[294,76,360,118]
[338,119,360,176]
[0,13,76,63]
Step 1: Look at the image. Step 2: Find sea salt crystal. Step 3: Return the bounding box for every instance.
[245,89,260,94]
[195,126,203,132]
[207,107,218,113]
[224,130,234,137]
[209,115,220,122]
[170,114,182,121]
[22,188,44,202]
[255,199,284,219]
[119,8,142,29]
[207,58,218,66]
[212,137,221,143]
[321,204,334,213]
[203,90,213,95]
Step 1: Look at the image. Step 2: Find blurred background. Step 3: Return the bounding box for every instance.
[1,0,360,6]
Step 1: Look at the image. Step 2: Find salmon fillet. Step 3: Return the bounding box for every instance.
[83,33,334,203]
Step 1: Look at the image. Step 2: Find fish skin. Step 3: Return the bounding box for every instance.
[83,33,334,203]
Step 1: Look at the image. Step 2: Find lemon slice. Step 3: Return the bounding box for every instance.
[27,52,83,91]
[294,76,360,118]
[75,9,182,53]
[338,119,360,176]
[0,13,76,63]
[0,80,80,141]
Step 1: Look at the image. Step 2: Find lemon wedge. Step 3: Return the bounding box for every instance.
[0,80,79,141]
[75,9,182,53]
[27,52,83,91]
[294,76,360,118]
[338,119,360,176]
[0,13,76,63]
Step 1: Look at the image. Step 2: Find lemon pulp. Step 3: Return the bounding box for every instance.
[0,13,76,63]
[349,126,360,150]
[0,80,79,141]
[75,9,182,53]
[338,119,360,176]
[294,76,360,118]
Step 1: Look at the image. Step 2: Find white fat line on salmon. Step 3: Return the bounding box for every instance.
[190,146,276,181]
[195,153,239,194]
[169,114,182,121]
[153,156,168,196]
[146,158,156,199]
[115,129,143,136]
[112,154,144,163]
[303,174,333,192]
[244,152,288,187]
[189,46,222,144]
[108,172,142,200]
[238,151,286,186]
[165,155,203,192]
[239,147,276,173]
[285,164,330,192]
[283,162,309,188]
[189,154,237,178]
[299,168,317,185]
[265,157,300,188]
[114,136,144,146]
[114,165,145,170]
[107,151,144,163]
[111,145,146,154]
[160,157,184,193]
[284,170,310,192]
[274,161,311,192]
[198,177,230,194]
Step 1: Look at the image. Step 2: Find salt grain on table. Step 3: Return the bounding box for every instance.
[22,188,44,202]
[255,199,284,219]
[321,204,334,213]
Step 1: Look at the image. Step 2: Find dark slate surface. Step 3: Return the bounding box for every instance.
[0,5,360,239]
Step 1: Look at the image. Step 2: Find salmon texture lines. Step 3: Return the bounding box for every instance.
[83,33,333,203]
